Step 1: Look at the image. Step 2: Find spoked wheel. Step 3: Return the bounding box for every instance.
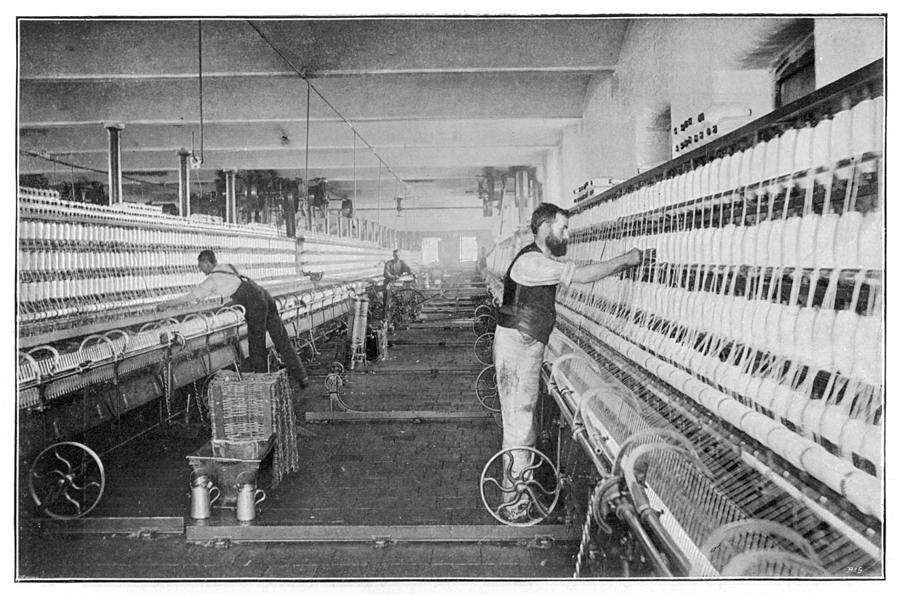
[29,441,106,519]
[473,332,494,366]
[475,365,500,412]
[473,313,497,337]
[473,304,494,320]
[480,446,560,526]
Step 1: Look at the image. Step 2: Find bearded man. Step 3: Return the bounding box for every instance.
[493,202,642,521]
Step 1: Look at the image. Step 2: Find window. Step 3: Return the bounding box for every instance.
[774,32,815,108]
[422,237,440,265]
[459,236,478,263]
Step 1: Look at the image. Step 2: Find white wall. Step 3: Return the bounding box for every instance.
[814,17,884,88]
[551,18,799,200]
[389,208,494,233]
[542,147,561,206]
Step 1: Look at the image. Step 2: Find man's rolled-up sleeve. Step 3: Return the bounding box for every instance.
[510,252,575,286]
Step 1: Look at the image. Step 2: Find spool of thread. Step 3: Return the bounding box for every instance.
[769,383,798,423]
[763,136,780,181]
[777,128,799,178]
[834,211,863,270]
[740,300,757,348]
[794,307,816,365]
[755,219,773,267]
[811,309,836,371]
[710,227,723,264]
[729,152,743,191]
[851,315,882,386]
[811,118,833,171]
[742,224,759,267]
[861,427,882,474]
[767,219,786,267]
[814,213,839,270]
[851,98,877,156]
[739,148,754,188]
[796,215,819,269]
[779,305,800,360]
[858,211,883,270]
[728,296,745,340]
[781,217,801,268]
[840,417,868,458]
[710,294,726,337]
[801,398,827,438]
[755,378,778,411]
[764,303,783,355]
[794,125,814,172]
[719,154,733,193]
[721,224,735,265]
[832,310,858,375]
[708,159,721,195]
[731,225,746,265]
[830,108,853,164]
[751,301,771,350]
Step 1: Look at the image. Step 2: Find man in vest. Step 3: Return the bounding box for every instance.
[157,250,312,428]
[494,203,641,521]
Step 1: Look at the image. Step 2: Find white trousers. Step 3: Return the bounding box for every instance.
[493,325,546,496]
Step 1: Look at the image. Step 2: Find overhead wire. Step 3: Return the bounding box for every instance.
[245,20,408,194]
[305,81,310,225]
[197,19,205,163]
[20,149,173,191]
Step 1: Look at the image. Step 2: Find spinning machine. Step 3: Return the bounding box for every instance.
[480,60,883,577]
[17,189,412,520]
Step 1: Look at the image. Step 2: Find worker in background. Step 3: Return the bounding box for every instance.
[157,250,313,425]
[382,249,416,322]
[494,202,642,521]
[383,249,415,283]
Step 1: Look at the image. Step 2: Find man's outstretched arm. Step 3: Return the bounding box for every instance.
[570,249,642,284]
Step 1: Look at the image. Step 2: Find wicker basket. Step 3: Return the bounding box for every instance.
[208,369,286,459]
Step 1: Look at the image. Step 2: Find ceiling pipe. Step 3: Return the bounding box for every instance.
[247,21,409,198]
[224,169,237,224]
[177,149,191,217]
[104,122,125,205]
[192,19,205,168]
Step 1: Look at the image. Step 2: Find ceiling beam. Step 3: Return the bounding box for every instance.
[20,119,569,155]
[33,143,555,157]
[20,116,582,128]
[20,19,626,78]
[19,146,547,174]
[20,73,590,124]
[21,66,614,83]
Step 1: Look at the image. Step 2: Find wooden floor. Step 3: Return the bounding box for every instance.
[18,287,581,580]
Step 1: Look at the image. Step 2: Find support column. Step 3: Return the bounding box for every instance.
[284,189,296,238]
[224,169,237,224]
[104,123,125,205]
[542,147,560,206]
[177,149,191,217]
[515,168,529,228]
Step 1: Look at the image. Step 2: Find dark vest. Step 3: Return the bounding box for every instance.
[497,243,558,344]
[214,265,268,312]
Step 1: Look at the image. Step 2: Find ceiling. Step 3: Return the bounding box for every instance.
[18,18,630,222]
